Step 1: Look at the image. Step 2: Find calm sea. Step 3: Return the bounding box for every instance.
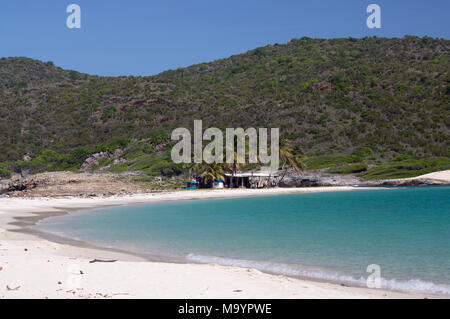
[35,187,450,296]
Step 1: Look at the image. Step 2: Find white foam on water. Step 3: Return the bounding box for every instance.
[186,253,450,296]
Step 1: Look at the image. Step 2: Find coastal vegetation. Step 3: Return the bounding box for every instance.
[0,36,449,180]
[360,157,450,180]
[325,163,368,175]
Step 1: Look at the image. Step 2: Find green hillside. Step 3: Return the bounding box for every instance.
[0,36,449,179]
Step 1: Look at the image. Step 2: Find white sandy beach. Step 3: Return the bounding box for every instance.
[0,185,435,299]
[407,170,450,183]
[387,170,450,184]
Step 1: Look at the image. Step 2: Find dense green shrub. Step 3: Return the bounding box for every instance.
[107,163,128,173]
[66,147,92,167]
[326,164,368,174]
[0,162,11,178]
[352,147,374,159]
[306,154,360,170]
[96,138,131,153]
[149,130,169,144]
[150,160,183,177]
[101,105,117,122]
[122,141,153,160]
[330,72,350,90]
[11,148,93,174]
[392,154,414,162]
[91,158,113,171]
[361,157,450,180]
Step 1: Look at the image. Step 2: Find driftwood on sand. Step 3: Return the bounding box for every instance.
[7,285,21,291]
[89,259,118,264]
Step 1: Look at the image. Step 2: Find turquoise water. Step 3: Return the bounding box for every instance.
[35,187,450,296]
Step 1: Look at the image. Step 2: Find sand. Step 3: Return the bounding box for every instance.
[0,186,422,299]
[387,169,450,184]
[413,170,450,183]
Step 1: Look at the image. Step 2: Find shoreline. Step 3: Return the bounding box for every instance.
[0,187,422,299]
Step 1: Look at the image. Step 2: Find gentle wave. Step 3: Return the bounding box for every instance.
[186,253,450,296]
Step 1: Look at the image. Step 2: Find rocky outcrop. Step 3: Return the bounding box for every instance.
[0,179,10,194]
[112,148,124,158]
[279,176,319,187]
[80,149,125,172]
[0,171,148,197]
[0,176,42,195]
[80,151,111,171]
[278,168,363,187]
[279,174,362,187]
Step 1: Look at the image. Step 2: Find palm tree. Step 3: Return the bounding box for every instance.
[223,138,245,188]
[225,150,243,188]
[277,139,306,186]
[200,162,226,186]
[187,162,202,181]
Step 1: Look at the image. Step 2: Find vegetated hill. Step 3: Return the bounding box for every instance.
[0,36,449,179]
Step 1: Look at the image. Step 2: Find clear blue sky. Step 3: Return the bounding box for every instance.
[1,0,449,76]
